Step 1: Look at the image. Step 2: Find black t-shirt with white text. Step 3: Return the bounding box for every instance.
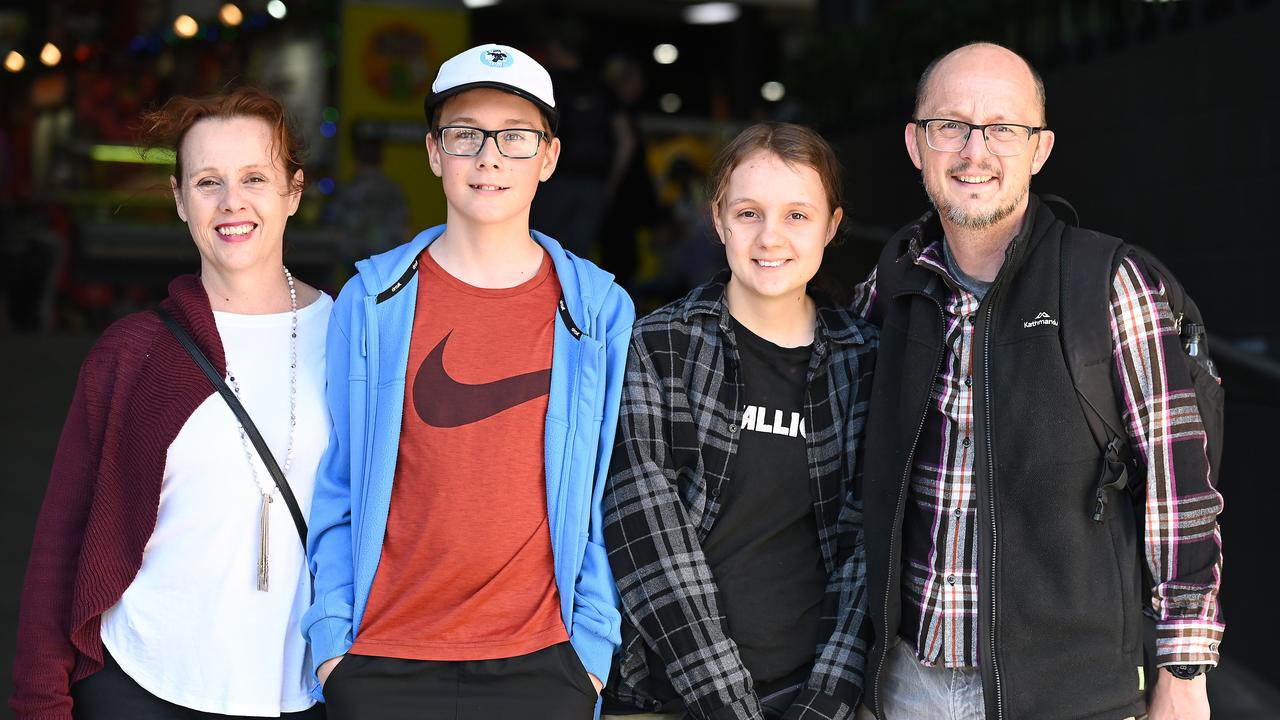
[701,316,828,698]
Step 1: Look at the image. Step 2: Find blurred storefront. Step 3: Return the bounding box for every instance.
[4,0,1276,335]
[0,0,820,331]
[1,0,348,330]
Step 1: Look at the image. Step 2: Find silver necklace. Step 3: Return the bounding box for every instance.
[225,265,297,592]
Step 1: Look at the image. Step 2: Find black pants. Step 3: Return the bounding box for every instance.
[323,642,598,720]
[71,650,325,719]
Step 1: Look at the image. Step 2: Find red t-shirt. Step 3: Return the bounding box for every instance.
[351,248,569,661]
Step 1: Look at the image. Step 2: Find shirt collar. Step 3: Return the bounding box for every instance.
[679,269,869,347]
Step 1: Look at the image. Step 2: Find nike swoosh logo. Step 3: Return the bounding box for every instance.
[414,331,551,428]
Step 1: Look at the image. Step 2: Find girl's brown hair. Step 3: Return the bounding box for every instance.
[706,121,845,238]
[139,86,306,193]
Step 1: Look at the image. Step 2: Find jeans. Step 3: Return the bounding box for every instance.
[857,640,1141,720]
[856,639,985,720]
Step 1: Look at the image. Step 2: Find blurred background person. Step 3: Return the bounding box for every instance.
[10,87,331,720]
[528,18,628,261]
[325,126,409,283]
[598,53,663,294]
[633,151,723,311]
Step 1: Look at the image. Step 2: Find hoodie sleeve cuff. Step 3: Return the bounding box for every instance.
[305,615,353,678]
[570,624,616,687]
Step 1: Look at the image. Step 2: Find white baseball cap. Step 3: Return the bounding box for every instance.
[424,43,558,130]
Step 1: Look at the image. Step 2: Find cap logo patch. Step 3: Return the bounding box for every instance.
[480,48,513,67]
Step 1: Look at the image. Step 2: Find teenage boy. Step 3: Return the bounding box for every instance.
[304,43,635,719]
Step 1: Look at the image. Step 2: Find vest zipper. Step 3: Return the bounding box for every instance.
[981,299,1005,720]
[980,227,1028,720]
[873,292,945,718]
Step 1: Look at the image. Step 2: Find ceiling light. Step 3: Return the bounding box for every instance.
[683,3,740,25]
[653,43,678,65]
[761,81,785,102]
[659,93,682,113]
[219,4,244,26]
[39,43,61,67]
[267,1,287,19]
[462,0,501,7]
[4,51,24,73]
[91,144,175,164]
[173,15,199,39]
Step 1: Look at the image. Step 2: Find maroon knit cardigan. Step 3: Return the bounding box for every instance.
[10,275,226,720]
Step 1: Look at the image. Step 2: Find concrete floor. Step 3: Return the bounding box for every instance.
[1,332,1277,718]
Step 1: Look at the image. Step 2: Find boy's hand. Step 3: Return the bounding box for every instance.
[318,655,344,689]
[589,672,603,695]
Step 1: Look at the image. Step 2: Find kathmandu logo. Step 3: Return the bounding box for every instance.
[413,332,550,428]
[481,48,513,67]
[1023,311,1059,329]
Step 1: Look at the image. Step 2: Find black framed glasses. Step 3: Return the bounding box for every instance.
[437,125,547,159]
[912,118,1047,157]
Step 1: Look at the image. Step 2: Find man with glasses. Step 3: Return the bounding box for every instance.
[305,43,633,719]
[852,42,1222,720]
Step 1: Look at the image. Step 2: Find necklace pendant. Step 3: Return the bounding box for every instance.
[257,494,271,592]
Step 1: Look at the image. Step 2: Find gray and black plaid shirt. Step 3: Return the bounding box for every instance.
[604,273,877,720]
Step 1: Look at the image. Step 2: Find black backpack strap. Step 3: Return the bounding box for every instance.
[1122,247,1225,488]
[1059,227,1137,520]
[1059,211,1180,697]
[1039,193,1080,227]
[154,307,309,550]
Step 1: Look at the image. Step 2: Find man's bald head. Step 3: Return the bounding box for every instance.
[914,42,1046,125]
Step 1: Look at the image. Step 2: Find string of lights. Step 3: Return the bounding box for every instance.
[3,3,291,73]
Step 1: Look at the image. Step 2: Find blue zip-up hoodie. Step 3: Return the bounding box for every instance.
[304,225,634,711]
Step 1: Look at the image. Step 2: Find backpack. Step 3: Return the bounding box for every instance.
[1053,195,1225,695]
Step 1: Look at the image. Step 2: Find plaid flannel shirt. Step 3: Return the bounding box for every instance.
[604,273,878,720]
[851,242,1225,669]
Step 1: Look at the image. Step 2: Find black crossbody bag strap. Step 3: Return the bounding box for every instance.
[154,307,309,550]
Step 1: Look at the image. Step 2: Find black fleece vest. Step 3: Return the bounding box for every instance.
[862,197,1146,720]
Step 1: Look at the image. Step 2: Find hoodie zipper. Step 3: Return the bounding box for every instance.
[358,295,379,548]
[873,291,945,718]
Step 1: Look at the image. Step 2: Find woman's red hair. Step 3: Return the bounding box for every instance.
[139,86,306,193]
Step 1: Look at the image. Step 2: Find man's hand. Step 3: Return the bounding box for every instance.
[1148,667,1210,720]
[318,655,344,689]
[589,672,603,696]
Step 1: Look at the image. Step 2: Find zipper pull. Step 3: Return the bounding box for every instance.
[1093,489,1107,522]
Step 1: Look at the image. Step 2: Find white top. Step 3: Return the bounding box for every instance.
[101,292,333,716]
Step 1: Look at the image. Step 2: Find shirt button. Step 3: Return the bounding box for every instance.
[962,436,971,447]
[728,424,738,434]
[964,376,972,387]
[967,315,976,324]
[954,507,962,518]
[712,486,722,498]
[946,574,956,585]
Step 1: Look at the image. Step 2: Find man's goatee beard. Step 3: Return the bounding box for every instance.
[927,182,1028,231]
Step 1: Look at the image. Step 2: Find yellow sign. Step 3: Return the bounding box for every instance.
[338,5,469,235]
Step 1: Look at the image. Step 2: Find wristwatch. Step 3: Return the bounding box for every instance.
[1167,664,1209,680]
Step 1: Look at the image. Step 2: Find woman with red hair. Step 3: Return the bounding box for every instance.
[11,87,330,720]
